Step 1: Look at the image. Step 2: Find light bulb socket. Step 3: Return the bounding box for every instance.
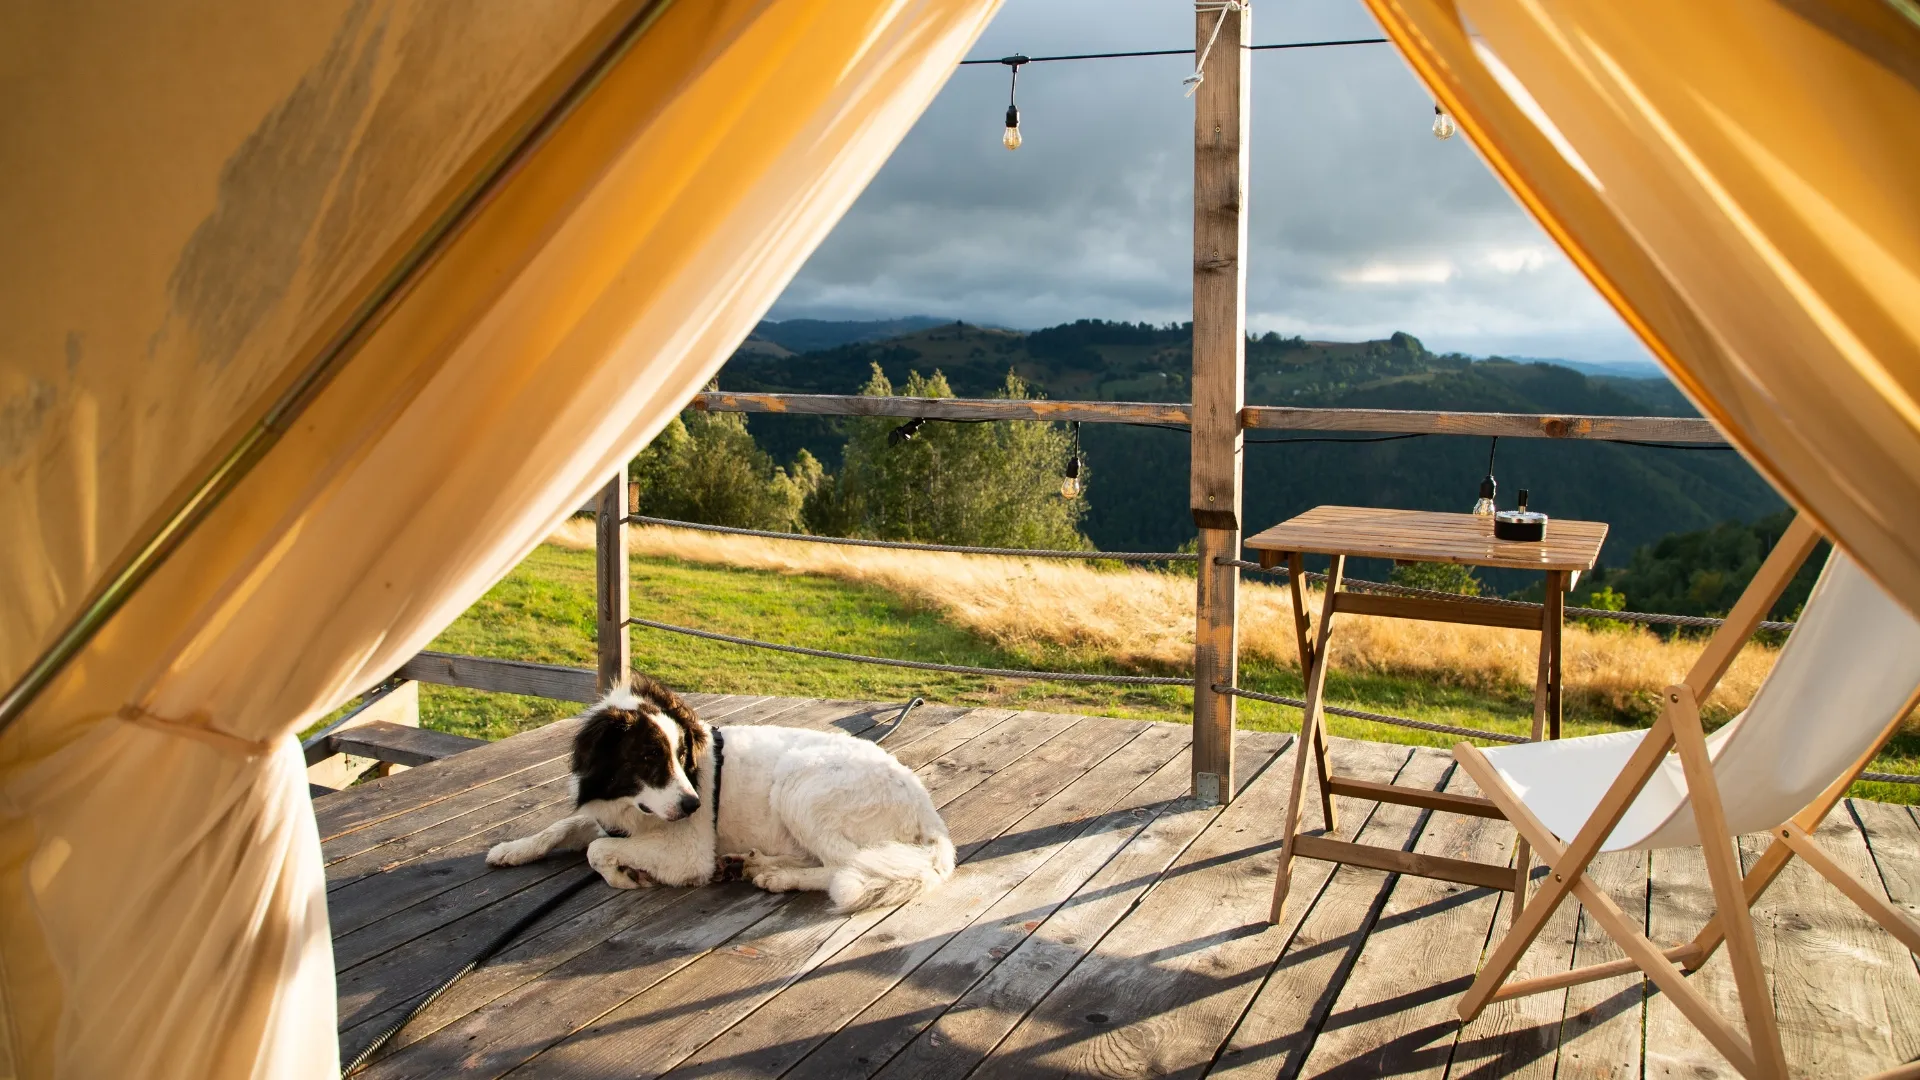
[1065,454,1080,479]
[1478,475,1496,500]
[1005,104,1019,129]
[888,417,927,446]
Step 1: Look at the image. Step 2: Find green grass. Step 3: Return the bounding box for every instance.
[414,543,1919,804]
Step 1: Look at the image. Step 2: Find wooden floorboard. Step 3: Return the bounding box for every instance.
[1293,751,1515,1079]
[1553,850,1649,1080]
[355,703,1087,1077]
[329,695,1920,1079]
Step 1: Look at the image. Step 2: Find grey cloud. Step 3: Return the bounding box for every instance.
[771,0,1651,369]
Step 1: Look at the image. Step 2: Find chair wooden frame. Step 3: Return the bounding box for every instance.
[1452,515,1920,1079]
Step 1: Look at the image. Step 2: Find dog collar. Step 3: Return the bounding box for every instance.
[709,727,725,829]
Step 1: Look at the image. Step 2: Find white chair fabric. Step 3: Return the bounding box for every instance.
[1483,552,1920,851]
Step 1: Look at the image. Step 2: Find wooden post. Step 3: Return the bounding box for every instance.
[596,470,630,694]
[1190,0,1250,805]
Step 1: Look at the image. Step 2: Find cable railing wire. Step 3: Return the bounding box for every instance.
[626,516,1790,631]
[621,607,1918,784]
[626,617,1191,686]
[1212,684,1530,744]
[1218,558,1795,632]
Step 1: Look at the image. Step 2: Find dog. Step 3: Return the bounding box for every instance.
[486,676,954,912]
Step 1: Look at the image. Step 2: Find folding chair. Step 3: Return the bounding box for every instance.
[1452,515,1920,1080]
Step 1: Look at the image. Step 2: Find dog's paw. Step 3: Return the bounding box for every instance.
[587,840,655,890]
[715,853,748,883]
[753,868,800,893]
[486,839,538,867]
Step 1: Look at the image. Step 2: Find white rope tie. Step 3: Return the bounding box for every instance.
[1185,1,1245,96]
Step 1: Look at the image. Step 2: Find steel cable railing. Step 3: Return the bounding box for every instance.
[618,517,1920,783]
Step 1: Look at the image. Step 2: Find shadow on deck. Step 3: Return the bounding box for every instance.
[318,695,1920,1078]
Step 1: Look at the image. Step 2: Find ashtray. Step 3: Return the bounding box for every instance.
[1494,509,1548,542]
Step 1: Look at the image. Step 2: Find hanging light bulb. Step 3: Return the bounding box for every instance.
[1000,54,1029,150]
[1471,436,1498,516]
[1060,421,1082,499]
[1432,103,1457,140]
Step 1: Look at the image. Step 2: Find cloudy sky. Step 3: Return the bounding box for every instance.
[768,0,1654,370]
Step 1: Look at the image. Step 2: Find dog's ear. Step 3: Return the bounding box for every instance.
[631,671,708,755]
[572,704,637,792]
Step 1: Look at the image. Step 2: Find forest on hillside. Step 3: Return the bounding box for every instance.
[712,318,1783,599]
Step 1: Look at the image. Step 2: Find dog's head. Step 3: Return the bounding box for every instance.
[571,674,711,822]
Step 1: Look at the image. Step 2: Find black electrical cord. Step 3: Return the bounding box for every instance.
[957,37,1389,65]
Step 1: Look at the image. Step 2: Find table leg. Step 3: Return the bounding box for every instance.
[1546,570,1566,741]
[1271,554,1344,923]
[1311,556,1345,833]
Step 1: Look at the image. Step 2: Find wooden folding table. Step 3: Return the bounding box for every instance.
[1242,505,1607,923]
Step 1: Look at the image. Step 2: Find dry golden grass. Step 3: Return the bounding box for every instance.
[553,520,1782,725]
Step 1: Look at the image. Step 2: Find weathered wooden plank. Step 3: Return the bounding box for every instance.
[543,719,1166,1079]
[1242,406,1725,444]
[1552,850,1648,1080]
[334,858,610,1040]
[1851,798,1920,978]
[691,394,1726,444]
[1208,742,1433,1080]
[1753,810,1920,1073]
[1644,843,1751,1079]
[873,735,1223,1080]
[333,720,487,768]
[396,651,600,703]
[873,707,1020,769]
[1285,753,1514,1079]
[695,391,1192,427]
[1446,852,1636,1078]
[684,722,1195,1080]
[968,729,1344,1080]
[353,703,1091,1077]
[915,710,1086,807]
[327,785,581,938]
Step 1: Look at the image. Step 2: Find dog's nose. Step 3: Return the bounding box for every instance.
[678,793,701,817]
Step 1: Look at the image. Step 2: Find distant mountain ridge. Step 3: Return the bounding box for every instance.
[714,319,1780,590]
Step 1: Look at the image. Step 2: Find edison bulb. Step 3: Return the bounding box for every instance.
[1003,104,1022,150]
[1060,473,1081,499]
[1432,108,1457,140]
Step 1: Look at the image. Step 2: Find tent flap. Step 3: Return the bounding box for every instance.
[0,0,1000,1074]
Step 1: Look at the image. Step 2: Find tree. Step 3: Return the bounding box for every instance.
[807,365,1089,550]
[631,410,822,531]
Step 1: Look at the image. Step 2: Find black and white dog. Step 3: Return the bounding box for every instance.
[486,676,954,911]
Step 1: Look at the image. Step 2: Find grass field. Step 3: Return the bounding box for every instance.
[415,530,1919,804]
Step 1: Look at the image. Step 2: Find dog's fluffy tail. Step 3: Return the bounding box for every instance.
[827,835,956,912]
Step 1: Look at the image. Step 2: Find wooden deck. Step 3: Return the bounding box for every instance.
[322,695,1920,1078]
